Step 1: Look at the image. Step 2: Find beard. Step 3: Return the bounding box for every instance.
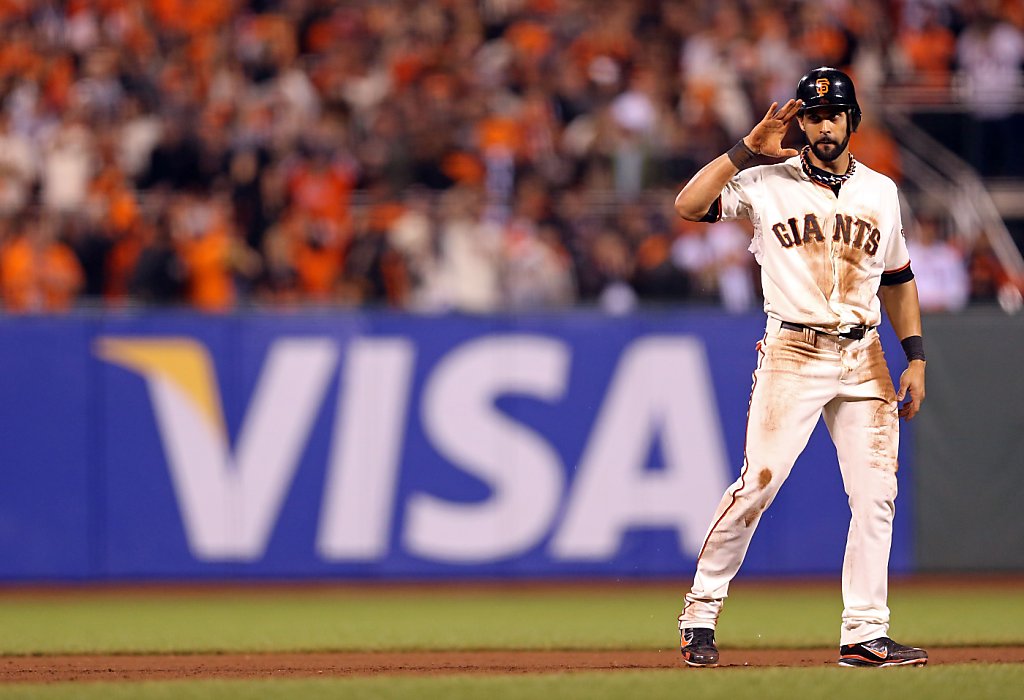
[810,131,851,162]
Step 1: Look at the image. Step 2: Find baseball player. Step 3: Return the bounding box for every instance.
[673,67,928,668]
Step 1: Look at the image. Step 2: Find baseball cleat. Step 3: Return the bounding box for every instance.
[838,637,928,667]
[680,627,719,667]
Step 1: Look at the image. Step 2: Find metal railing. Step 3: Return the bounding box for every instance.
[878,74,1024,113]
[882,109,1024,282]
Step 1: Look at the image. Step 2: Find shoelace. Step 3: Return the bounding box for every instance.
[685,629,715,645]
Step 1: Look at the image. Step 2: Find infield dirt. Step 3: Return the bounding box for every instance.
[4,647,1024,683]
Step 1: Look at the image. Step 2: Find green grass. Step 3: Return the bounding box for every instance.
[722,584,1024,647]
[1,666,1023,700]
[1,582,1021,699]
[0,581,1022,656]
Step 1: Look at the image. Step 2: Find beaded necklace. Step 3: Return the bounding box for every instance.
[800,146,856,188]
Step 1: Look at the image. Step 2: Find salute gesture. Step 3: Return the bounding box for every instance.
[743,99,803,158]
[674,98,804,220]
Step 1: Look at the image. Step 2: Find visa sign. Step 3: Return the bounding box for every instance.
[96,334,731,565]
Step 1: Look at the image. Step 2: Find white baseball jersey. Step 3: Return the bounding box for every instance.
[710,156,911,334]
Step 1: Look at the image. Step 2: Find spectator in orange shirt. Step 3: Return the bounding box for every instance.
[899,9,957,91]
[171,194,259,312]
[288,214,347,302]
[288,147,357,223]
[0,215,84,313]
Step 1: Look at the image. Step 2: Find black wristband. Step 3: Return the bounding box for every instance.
[727,139,757,170]
[901,335,926,362]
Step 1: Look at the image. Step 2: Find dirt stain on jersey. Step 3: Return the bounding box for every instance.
[797,240,835,299]
[836,240,877,309]
[758,468,772,490]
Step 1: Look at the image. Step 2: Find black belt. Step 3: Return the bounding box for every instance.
[780,321,873,340]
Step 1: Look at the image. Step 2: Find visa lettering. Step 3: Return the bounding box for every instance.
[98,334,731,564]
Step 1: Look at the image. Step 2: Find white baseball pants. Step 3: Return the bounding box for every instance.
[678,317,900,646]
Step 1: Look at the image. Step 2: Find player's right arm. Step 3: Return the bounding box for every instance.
[674,99,803,222]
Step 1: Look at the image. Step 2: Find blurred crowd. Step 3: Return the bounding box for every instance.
[0,0,1021,314]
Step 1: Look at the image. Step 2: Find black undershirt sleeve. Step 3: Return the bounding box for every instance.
[880,264,915,286]
[699,196,722,223]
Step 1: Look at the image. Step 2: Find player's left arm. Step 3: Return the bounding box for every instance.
[879,279,926,420]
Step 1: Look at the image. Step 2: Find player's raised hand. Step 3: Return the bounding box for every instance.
[896,361,926,420]
[743,99,802,158]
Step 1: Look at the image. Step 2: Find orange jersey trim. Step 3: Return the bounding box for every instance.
[884,261,912,275]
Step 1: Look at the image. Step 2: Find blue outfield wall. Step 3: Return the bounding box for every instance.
[0,310,913,581]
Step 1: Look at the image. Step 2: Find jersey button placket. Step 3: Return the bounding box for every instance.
[826,194,842,311]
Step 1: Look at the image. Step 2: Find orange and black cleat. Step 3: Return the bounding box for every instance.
[680,627,719,668]
[838,637,928,667]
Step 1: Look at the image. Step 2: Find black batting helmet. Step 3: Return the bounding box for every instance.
[796,67,862,132]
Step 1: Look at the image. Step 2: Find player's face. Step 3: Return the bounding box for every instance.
[798,108,851,163]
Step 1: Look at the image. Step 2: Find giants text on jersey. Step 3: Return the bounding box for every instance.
[708,156,910,333]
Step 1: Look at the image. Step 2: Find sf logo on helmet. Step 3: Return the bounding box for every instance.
[815,78,830,97]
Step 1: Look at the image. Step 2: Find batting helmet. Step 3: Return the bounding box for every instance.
[796,67,862,132]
